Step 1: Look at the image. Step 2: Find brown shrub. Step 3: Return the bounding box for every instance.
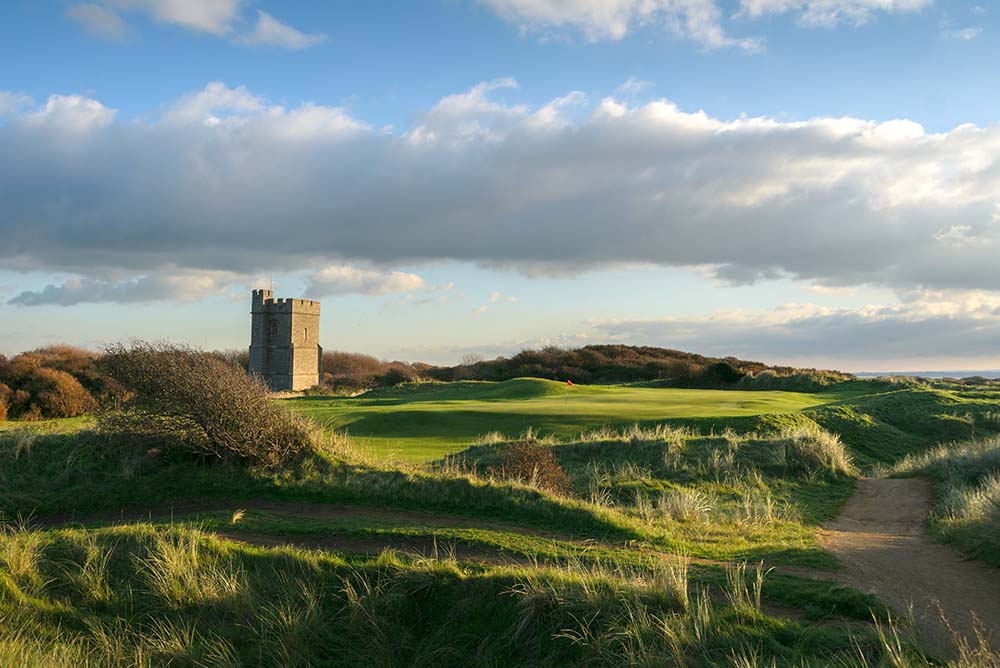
[489,442,571,496]
[24,367,98,417]
[99,342,313,466]
[21,404,43,422]
[321,351,423,390]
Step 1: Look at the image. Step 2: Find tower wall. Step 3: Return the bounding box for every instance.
[248,290,322,391]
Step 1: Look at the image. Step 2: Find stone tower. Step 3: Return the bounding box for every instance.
[248,290,322,391]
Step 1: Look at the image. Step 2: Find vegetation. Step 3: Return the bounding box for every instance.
[289,378,859,461]
[3,344,1000,665]
[99,342,313,466]
[892,434,1000,568]
[427,344,854,389]
[0,346,109,420]
[286,377,1000,465]
[0,521,966,668]
[0,421,994,666]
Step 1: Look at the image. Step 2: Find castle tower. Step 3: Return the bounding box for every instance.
[248,290,322,391]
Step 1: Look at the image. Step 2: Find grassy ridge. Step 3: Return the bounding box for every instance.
[285,378,1000,466]
[289,379,859,461]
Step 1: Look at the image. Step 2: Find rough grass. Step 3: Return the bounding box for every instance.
[891,435,1000,567]
[0,523,983,668]
[4,379,1000,665]
[444,424,856,567]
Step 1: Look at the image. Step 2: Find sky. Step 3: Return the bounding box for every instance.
[1,0,999,372]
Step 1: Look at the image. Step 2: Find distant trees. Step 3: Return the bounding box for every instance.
[426,345,849,389]
[320,351,423,392]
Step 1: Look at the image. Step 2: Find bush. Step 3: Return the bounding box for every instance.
[23,367,97,418]
[0,346,119,418]
[489,442,572,496]
[99,342,314,466]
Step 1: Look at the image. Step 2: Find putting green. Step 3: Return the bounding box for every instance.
[284,378,859,462]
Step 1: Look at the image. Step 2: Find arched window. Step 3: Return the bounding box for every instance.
[269,320,279,341]
[304,326,309,342]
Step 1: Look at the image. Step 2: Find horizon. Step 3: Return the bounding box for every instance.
[3,1,1000,372]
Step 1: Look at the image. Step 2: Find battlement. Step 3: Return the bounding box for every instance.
[251,291,320,314]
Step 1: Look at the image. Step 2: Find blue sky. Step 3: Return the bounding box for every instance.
[2,0,999,370]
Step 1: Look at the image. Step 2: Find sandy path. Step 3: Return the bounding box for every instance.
[818,478,1000,656]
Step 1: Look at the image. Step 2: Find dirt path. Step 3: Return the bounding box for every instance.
[818,478,1000,656]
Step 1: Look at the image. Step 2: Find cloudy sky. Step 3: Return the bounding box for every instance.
[2,0,999,371]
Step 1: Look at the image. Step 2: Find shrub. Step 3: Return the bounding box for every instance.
[320,352,425,391]
[489,442,572,496]
[99,342,313,466]
[379,364,419,387]
[210,349,250,371]
[23,368,97,418]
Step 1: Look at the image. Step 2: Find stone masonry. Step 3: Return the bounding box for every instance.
[248,289,322,391]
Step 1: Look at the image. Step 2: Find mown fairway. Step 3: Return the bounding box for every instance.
[285,378,862,461]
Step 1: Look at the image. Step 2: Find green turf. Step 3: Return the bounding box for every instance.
[285,378,863,461]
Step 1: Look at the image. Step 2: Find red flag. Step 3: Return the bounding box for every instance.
[566,380,574,387]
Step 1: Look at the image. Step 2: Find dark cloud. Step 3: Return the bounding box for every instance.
[2,83,1000,297]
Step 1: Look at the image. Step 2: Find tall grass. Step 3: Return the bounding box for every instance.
[893,436,1000,567]
[136,527,248,609]
[0,523,995,667]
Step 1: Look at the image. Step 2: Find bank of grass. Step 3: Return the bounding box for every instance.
[287,379,860,461]
[444,423,856,568]
[0,522,970,668]
[285,378,1000,466]
[891,435,1000,568]
[2,408,999,663]
[0,425,846,567]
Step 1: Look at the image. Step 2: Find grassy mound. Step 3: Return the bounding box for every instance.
[443,424,856,567]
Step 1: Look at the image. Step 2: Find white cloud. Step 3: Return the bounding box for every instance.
[490,291,518,303]
[0,92,32,119]
[110,0,243,34]
[66,3,132,41]
[737,0,931,26]
[942,26,982,40]
[471,305,489,316]
[24,94,117,131]
[235,10,327,49]
[8,270,239,306]
[480,0,761,50]
[66,2,324,49]
[163,82,266,124]
[4,80,1000,300]
[304,264,426,297]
